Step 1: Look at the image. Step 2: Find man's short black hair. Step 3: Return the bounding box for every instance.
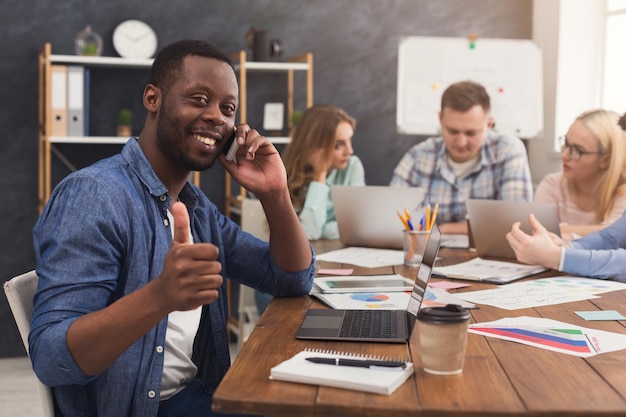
[148,40,233,96]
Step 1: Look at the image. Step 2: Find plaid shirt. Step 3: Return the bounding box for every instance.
[390,132,533,223]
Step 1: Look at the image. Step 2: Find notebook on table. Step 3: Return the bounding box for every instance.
[330,185,425,250]
[465,199,561,260]
[269,347,414,395]
[296,224,442,343]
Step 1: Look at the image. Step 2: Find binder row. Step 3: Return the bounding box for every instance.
[49,64,89,136]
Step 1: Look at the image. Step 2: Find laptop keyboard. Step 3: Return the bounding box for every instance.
[339,310,398,339]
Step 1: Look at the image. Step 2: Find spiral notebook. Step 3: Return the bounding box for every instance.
[269,348,414,395]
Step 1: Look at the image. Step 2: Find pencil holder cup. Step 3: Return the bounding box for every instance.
[417,304,470,375]
[403,230,430,267]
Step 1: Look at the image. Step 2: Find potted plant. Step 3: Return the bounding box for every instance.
[117,109,132,137]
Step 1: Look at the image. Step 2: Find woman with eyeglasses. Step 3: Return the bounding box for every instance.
[534,109,626,239]
[505,110,626,282]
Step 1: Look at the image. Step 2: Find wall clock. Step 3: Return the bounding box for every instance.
[112,19,158,59]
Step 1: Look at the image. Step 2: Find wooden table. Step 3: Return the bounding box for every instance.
[213,241,626,416]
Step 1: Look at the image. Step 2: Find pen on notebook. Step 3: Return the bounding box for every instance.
[305,357,407,369]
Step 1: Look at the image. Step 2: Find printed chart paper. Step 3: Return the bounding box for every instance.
[469,316,626,357]
[457,276,626,310]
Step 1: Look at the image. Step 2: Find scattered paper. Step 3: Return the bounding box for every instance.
[575,310,626,321]
[469,316,626,357]
[317,268,354,276]
[310,287,475,310]
[522,276,626,295]
[457,281,599,310]
[316,247,404,268]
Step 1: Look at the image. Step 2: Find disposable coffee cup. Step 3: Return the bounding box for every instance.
[403,230,430,266]
[417,304,470,375]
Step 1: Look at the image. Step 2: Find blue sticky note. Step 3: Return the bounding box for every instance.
[575,310,626,321]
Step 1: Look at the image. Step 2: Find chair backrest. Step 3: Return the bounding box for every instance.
[4,270,55,417]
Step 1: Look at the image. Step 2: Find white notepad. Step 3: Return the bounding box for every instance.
[269,348,414,395]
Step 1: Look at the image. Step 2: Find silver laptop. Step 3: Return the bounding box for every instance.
[331,185,425,250]
[465,199,560,260]
[296,224,441,343]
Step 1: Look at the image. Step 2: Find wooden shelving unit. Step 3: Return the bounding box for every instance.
[225,50,313,218]
[37,42,202,212]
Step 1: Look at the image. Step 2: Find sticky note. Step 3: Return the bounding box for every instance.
[428,281,471,290]
[575,310,626,321]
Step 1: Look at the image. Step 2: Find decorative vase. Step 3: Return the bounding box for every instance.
[75,25,102,56]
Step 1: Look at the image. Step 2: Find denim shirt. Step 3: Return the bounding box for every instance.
[563,210,626,282]
[30,138,316,417]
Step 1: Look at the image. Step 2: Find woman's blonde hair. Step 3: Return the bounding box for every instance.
[283,104,356,211]
[570,109,626,222]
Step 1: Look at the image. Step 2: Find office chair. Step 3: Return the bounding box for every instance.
[4,270,55,417]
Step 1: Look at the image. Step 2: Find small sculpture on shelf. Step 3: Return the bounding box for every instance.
[245,27,282,61]
[117,109,133,137]
[75,25,102,56]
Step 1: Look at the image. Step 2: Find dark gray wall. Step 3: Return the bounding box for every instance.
[0,0,531,357]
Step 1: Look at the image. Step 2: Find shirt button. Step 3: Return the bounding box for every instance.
[160,195,167,202]
[163,218,169,227]
[148,390,156,399]
[156,346,163,353]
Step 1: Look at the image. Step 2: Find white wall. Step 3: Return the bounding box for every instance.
[529,0,605,186]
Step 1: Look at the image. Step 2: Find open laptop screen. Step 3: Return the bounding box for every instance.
[407,224,441,316]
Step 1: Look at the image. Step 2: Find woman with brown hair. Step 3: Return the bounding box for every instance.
[283,104,365,240]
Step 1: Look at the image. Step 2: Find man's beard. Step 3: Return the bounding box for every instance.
[155,114,215,172]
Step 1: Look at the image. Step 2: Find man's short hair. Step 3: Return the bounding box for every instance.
[148,39,233,96]
[440,81,491,113]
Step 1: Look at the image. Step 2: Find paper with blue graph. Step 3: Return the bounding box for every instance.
[457,276,626,310]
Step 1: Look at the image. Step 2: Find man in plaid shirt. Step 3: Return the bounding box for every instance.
[390,81,533,234]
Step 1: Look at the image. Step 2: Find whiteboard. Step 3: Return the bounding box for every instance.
[397,36,543,138]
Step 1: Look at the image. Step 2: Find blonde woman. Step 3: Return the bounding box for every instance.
[534,109,626,239]
[283,104,365,240]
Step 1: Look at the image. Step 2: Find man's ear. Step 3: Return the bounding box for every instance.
[486,116,495,130]
[143,84,161,113]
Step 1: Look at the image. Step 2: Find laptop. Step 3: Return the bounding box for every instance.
[296,224,442,343]
[465,199,561,260]
[331,185,425,250]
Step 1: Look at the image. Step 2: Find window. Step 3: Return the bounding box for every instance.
[602,1,626,112]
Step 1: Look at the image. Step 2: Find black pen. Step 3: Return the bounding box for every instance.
[305,357,407,369]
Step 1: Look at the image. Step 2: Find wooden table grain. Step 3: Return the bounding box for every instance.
[213,241,626,417]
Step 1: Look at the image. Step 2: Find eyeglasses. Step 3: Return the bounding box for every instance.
[559,136,604,161]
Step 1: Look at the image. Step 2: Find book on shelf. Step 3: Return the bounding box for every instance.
[269,348,414,395]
